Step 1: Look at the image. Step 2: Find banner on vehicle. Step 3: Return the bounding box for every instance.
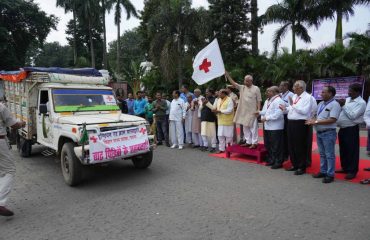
[311,76,365,100]
[88,125,150,164]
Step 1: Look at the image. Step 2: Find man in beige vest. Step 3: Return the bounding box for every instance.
[0,102,26,216]
[207,89,235,153]
[225,72,262,149]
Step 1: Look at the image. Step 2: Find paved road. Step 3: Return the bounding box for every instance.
[1,145,370,240]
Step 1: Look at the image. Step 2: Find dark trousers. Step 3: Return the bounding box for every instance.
[283,115,289,159]
[264,129,284,165]
[156,118,169,144]
[338,125,360,174]
[306,126,313,166]
[288,120,309,170]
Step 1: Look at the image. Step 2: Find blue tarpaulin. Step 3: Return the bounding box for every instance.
[22,67,102,77]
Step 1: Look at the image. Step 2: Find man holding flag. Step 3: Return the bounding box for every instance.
[225,72,262,149]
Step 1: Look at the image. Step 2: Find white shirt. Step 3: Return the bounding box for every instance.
[337,96,366,128]
[169,98,186,121]
[260,96,285,130]
[364,98,370,128]
[287,91,313,120]
[280,91,294,107]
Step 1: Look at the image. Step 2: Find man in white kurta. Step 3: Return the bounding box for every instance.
[184,94,193,144]
[225,72,262,148]
[169,90,186,150]
[207,89,234,153]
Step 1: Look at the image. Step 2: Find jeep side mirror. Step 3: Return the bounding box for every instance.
[39,104,48,115]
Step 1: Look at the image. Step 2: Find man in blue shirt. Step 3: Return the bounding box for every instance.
[306,86,341,183]
[134,91,148,118]
[125,93,135,115]
[180,84,194,103]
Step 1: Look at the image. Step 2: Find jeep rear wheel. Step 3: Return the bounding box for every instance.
[16,133,32,158]
[132,150,153,169]
[61,142,83,186]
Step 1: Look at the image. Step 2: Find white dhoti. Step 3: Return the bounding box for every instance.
[243,118,259,144]
[218,125,234,151]
[169,121,184,147]
[0,139,15,206]
[185,113,192,144]
[201,122,217,148]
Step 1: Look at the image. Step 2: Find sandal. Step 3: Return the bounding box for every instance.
[360,179,370,184]
[363,168,370,172]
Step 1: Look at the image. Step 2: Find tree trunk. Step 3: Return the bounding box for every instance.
[251,0,259,55]
[116,19,121,73]
[102,0,108,69]
[335,11,343,45]
[292,27,296,54]
[72,9,77,66]
[89,19,96,68]
[177,27,183,89]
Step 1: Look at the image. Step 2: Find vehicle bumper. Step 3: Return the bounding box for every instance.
[74,136,155,165]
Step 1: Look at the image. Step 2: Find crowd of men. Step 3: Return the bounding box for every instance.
[116,74,370,185]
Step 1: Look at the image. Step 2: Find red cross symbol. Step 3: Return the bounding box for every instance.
[106,95,113,101]
[199,58,212,73]
[140,128,147,135]
[89,136,98,143]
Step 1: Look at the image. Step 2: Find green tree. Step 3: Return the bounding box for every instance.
[78,0,101,68]
[108,28,146,74]
[263,0,319,54]
[140,0,211,87]
[0,0,57,70]
[33,42,73,67]
[65,17,104,69]
[101,0,115,69]
[113,0,138,74]
[56,0,79,65]
[316,0,370,46]
[208,0,251,63]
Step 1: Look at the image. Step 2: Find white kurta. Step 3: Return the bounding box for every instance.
[184,102,192,133]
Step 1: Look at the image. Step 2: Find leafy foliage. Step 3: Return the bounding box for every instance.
[0,0,57,70]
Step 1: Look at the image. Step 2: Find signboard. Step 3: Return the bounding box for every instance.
[89,125,150,164]
[312,76,365,100]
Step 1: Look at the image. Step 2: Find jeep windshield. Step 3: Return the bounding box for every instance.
[52,89,120,112]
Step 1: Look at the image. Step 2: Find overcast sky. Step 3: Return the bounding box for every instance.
[34,0,370,53]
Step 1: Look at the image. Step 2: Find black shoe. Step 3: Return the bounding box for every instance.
[322,176,334,183]
[0,206,14,216]
[294,169,306,175]
[157,142,163,146]
[285,166,297,171]
[209,148,216,153]
[192,145,200,149]
[271,164,283,169]
[166,143,171,147]
[312,172,326,178]
[345,173,356,180]
[364,168,370,172]
[265,162,274,167]
[214,150,224,154]
[335,169,346,174]
[238,139,246,145]
[201,147,207,152]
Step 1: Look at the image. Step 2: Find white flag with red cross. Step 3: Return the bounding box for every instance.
[192,39,225,85]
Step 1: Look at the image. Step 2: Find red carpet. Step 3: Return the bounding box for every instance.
[236,128,367,148]
[210,152,370,184]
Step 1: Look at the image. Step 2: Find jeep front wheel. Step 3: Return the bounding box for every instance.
[132,150,153,169]
[61,142,83,186]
